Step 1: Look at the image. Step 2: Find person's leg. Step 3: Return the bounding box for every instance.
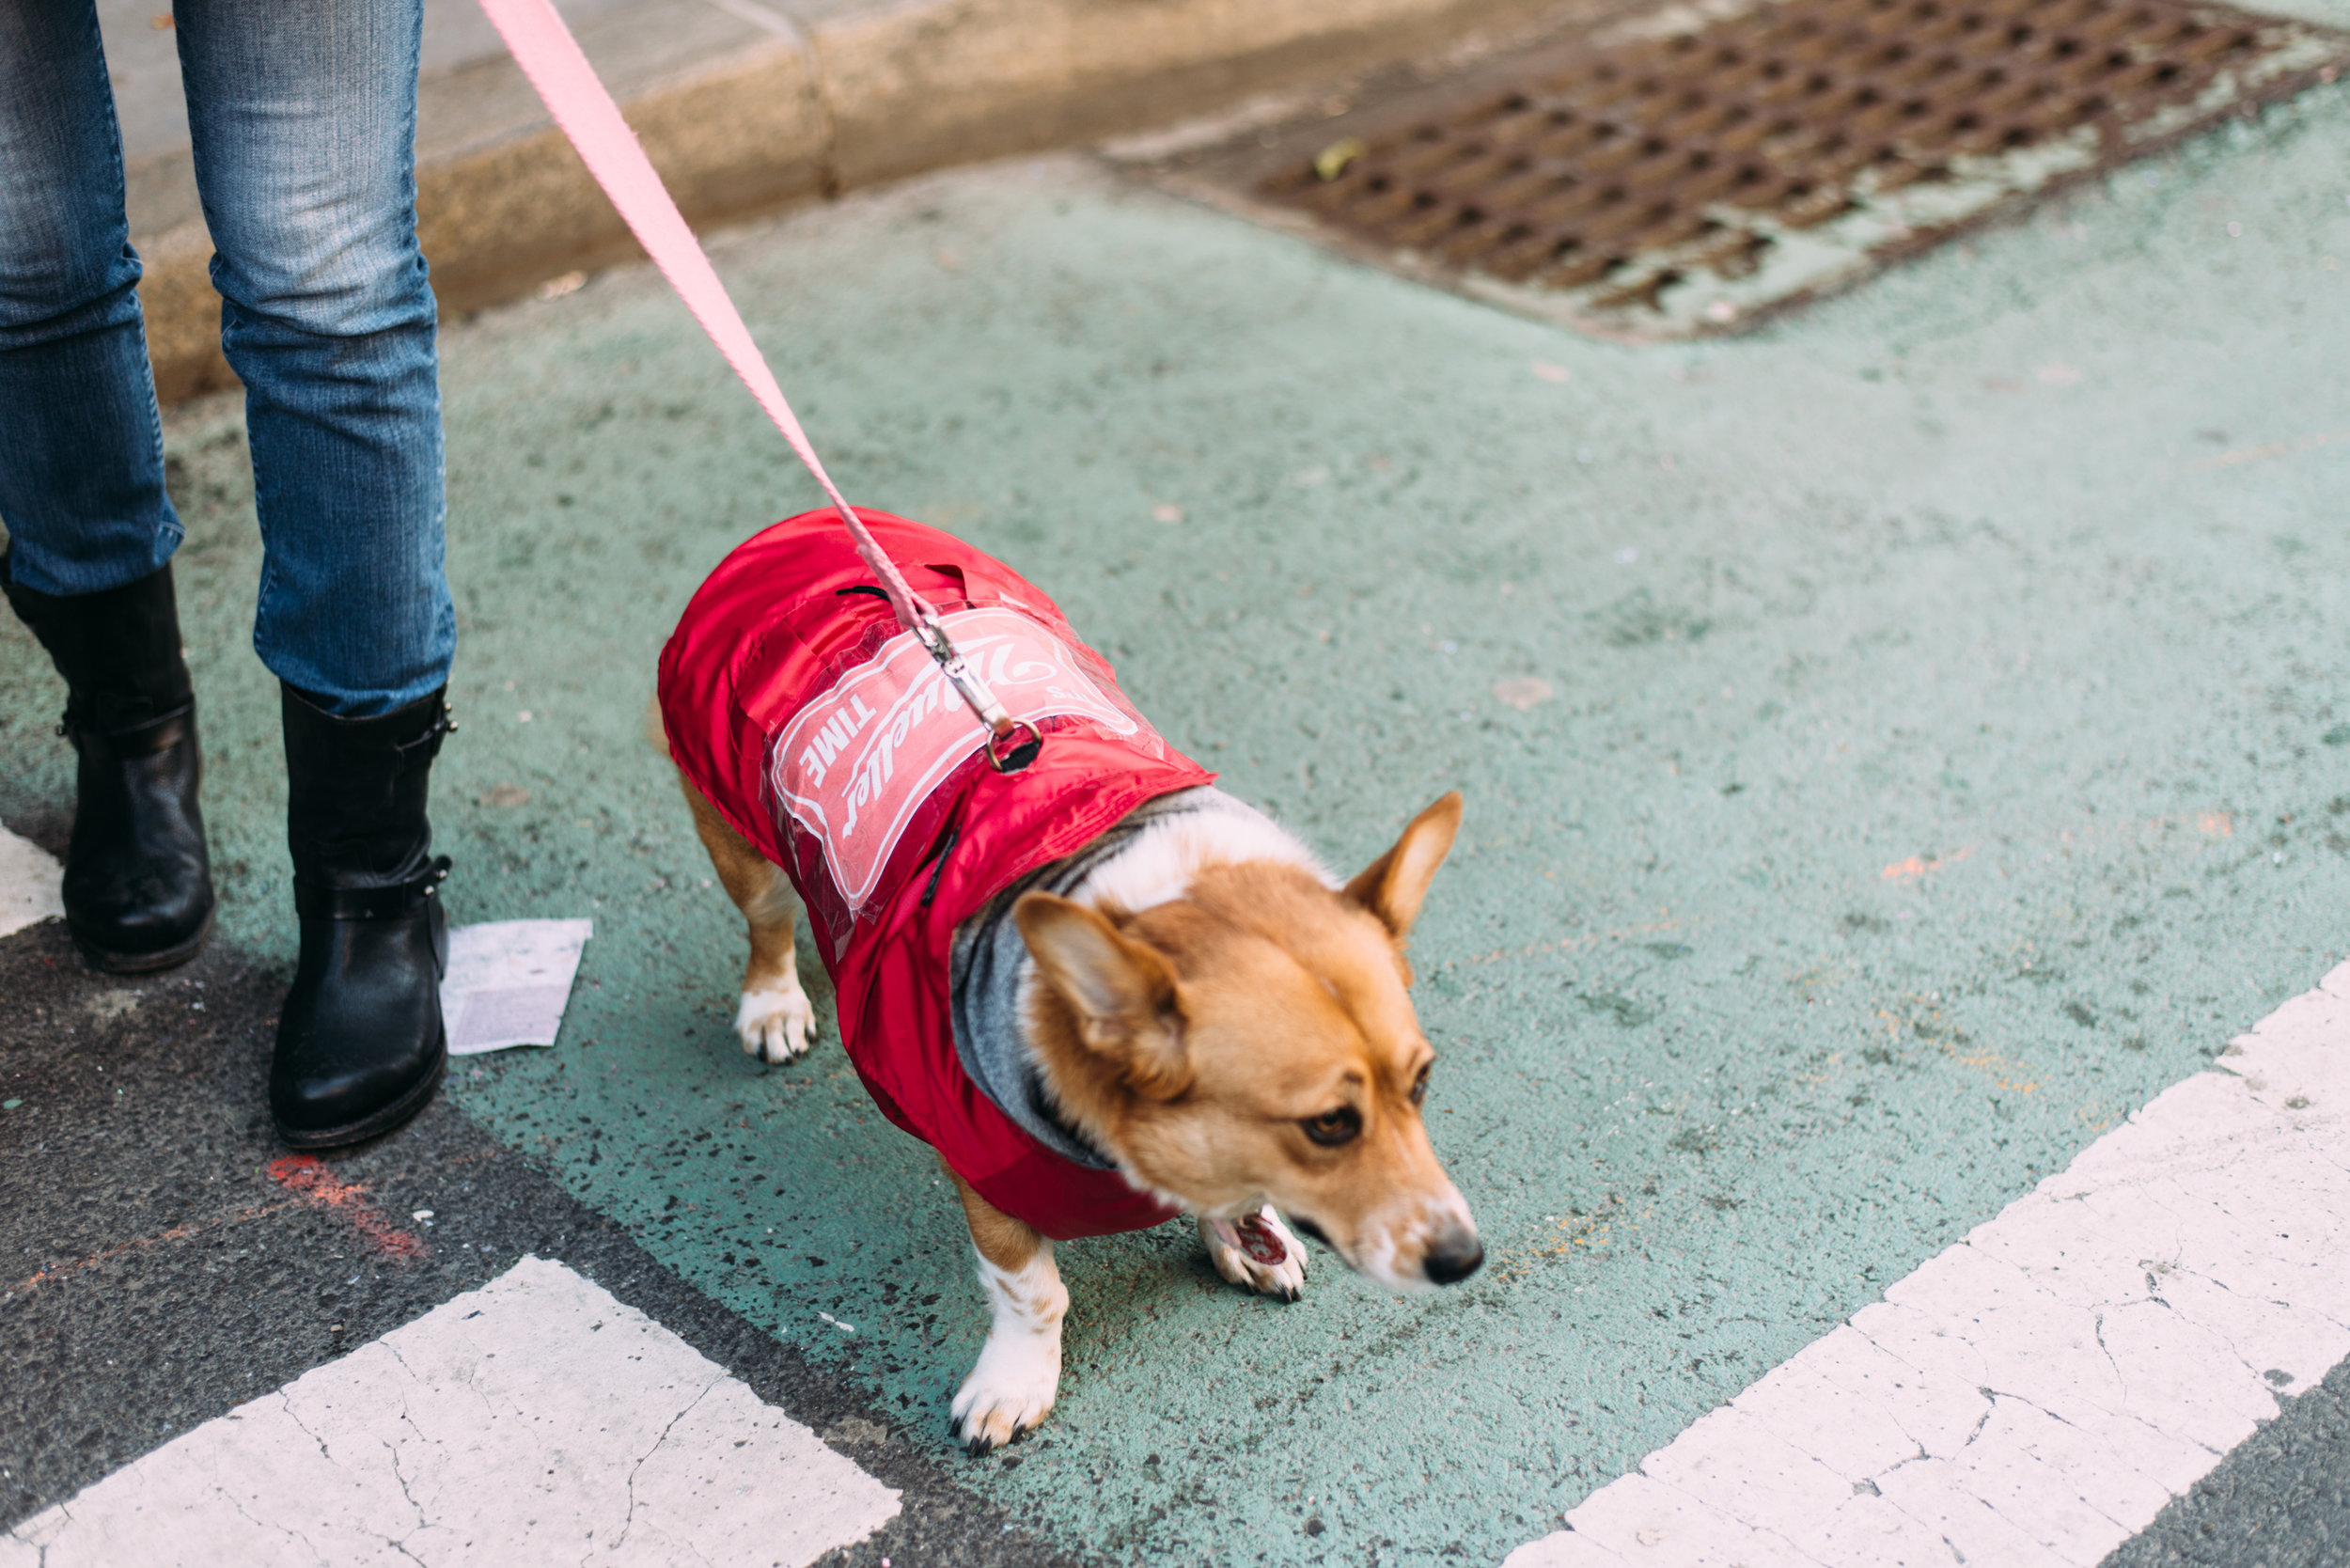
[0,0,182,596]
[176,0,452,714]
[179,0,454,1146]
[0,0,215,973]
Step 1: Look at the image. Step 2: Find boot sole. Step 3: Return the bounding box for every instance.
[274,1035,448,1151]
[74,905,216,976]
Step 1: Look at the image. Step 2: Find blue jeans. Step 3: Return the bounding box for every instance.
[0,0,452,716]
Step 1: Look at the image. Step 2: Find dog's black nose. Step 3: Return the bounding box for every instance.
[1423,1229,1484,1285]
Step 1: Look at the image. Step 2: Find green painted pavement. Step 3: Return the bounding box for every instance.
[7,71,2350,1567]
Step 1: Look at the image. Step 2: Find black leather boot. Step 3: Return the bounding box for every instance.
[1,557,215,973]
[272,682,454,1148]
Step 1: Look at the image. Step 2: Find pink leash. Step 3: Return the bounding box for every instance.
[477,0,1041,772]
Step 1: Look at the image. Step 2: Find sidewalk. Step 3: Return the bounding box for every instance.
[107,0,1592,402]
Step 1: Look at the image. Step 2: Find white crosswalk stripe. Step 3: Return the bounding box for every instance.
[1509,962,2350,1568]
[1,1257,900,1567]
[0,826,63,941]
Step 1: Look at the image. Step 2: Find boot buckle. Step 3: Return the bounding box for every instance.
[293,855,456,921]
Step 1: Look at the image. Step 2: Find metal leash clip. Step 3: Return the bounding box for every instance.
[918,619,1043,774]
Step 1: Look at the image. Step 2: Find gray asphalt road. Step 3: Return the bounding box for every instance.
[2103,1355,2350,1568]
[0,902,1064,1568]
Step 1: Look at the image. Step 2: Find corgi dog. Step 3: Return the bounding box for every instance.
[660,510,1480,1452]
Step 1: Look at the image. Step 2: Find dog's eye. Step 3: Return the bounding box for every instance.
[1410,1066,1431,1106]
[1300,1106,1362,1147]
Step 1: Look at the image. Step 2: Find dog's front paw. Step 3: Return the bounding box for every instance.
[734,980,817,1063]
[1202,1207,1308,1302]
[949,1333,1059,1455]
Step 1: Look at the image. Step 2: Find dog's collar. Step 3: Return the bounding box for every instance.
[948,787,1224,1172]
[1031,1092,1122,1172]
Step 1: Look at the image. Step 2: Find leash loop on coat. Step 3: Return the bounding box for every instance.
[478,0,1039,772]
[916,619,1040,770]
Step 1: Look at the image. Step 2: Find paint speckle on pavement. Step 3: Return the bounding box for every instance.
[263,1154,428,1261]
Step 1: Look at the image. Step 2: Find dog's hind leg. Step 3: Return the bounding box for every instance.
[947,1168,1066,1454]
[676,767,820,1063]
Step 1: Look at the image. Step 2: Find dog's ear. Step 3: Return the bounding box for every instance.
[1344,792,1463,941]
[1015,893,1190,1098]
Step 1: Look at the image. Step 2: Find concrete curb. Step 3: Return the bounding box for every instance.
[137,0,1571,403]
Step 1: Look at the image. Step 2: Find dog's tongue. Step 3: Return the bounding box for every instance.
[1209,1212,1290,1266]
[1234,1214,1289,1265]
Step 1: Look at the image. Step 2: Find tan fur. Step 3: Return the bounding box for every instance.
[677,773,801,1002]
[651,696,807,1020]
[672,683,1475,1448]
[945,1162,1067,1451]
[949,1160,1044,1276]
[1014,792,1471,1290]
[657,679,817,1060]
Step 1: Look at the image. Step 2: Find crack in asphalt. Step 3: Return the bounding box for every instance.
[276,1391,336,1466]
[606,1373,726,1560]
[1639,1466,1831,1566]
[221,1482,330,1563]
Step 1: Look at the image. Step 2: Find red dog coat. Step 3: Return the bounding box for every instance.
[658,510,1214,1240]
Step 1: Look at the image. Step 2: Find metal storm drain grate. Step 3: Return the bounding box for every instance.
[1131,0,2348,338]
